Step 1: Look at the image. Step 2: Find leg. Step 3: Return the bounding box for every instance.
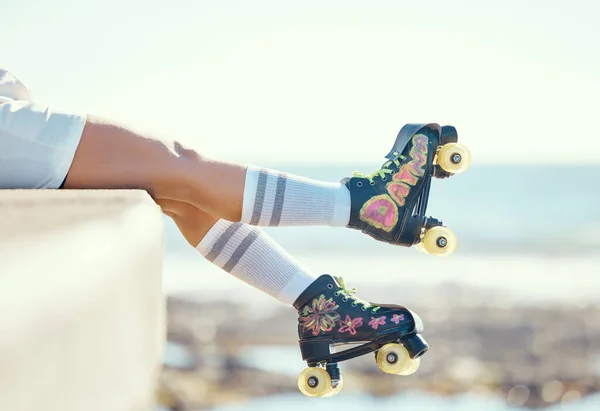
[156,198,316,305]
[155,199,218,247]
[63,115,353,226]
[57,114,353,228]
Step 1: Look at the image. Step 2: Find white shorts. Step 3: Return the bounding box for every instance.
[0,68,86,189]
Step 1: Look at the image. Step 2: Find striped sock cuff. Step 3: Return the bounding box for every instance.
[197,219,316,304]
[241,165,350,227]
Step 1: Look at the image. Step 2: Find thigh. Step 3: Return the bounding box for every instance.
[63,115,191,196]
[63,115,231,216]
[0,99,86,189]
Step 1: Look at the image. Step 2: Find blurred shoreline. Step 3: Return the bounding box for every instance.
[157,282,600,410]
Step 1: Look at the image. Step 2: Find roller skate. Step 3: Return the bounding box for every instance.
[293,274,428,397]
[343,123,471,256]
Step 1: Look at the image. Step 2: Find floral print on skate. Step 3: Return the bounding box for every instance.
[391,314,405,324]
[300,294,340,336]
[359,194,398,232]
[368,316,387,329]
[338,315,364,335]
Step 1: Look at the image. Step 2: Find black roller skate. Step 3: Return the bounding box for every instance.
[293,275,428,397]
[343,123,471,256]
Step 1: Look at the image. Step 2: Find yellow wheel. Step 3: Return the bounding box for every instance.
[415,242,430,255]
[323,378,344,397]
[297,367,332,397]
[436,143,471,174]
[376,343,412,374]
[397,357,421,376]
[421,226,457,257]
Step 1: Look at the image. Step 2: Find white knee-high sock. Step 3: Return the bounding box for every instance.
[241,165,351,227]
[196,219,316,305]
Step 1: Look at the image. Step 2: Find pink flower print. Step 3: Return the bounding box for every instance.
[300,295,340,336]
[338,315,364,335]
[368,316,387,330]
[391,314,405,324]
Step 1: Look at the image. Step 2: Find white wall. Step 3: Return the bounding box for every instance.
[0,190,165,411]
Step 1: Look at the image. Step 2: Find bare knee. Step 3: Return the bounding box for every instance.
[163,142,244,221]
[155,199,219,247]
[155,198,195,218]
[172,140,205,163]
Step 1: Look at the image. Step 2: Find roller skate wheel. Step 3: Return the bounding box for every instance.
[415,242,430,255]
[322,378,344,398]
[297,367,332,397]
[397,357,421,376]
[376,343,412,375]
[422,226,457,257]
[436,143,471,174]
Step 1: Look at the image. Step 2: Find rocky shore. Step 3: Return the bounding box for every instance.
[156,284,600,410]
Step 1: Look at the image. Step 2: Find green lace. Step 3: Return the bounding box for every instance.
[334,276,381,313]
[352,151,406,185]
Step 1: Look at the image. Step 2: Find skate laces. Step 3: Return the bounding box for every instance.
[352,151,406,185]
[334,277,381,313]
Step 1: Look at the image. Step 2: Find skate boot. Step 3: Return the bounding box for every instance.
[293,274,428,397]
[343,123,471,256]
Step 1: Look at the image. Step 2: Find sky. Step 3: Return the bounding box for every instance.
[2,0,599,165]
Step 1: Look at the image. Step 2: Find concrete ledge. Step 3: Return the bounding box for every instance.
[0,190,166,411]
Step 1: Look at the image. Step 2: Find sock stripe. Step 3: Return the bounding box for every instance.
[269,173,287,226]
[250,169,269,225]
[222,229,260,272]
[241,166,350,228]
[197,219,316,305]
[205,222,243,262]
